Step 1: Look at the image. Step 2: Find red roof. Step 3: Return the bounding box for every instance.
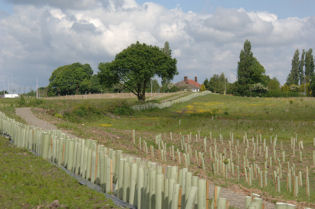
[185,79,201,88]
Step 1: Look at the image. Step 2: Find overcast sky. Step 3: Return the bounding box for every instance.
[1,0,315,92]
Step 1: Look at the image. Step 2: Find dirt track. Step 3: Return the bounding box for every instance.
[16,107,57,130]
[15,107,276,209]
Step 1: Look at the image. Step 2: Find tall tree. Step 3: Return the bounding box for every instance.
[98,42,177,101]
[310,75,315,97]
[299,49,305,85]
[286,49,300,85]
[236,40,266,96]
[48,63,93,96]
[162,41,172,57]
[305,48,314,83]
[161,41,172,91]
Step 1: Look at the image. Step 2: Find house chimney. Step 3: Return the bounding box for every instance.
[195,76,197,82]
[184,76,188,83]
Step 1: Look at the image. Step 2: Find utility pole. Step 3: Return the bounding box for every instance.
[36,78,39,99]
[224,79,227,95]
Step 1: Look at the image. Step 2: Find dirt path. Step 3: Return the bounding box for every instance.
[16,108,57,130]
[15,107,276,209]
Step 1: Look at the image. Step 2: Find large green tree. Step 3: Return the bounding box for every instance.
[305,48,314,83]
[161,41,173,92]
[98,42,177,101]
[79,75,104,94]
[48,63,93,96]
[236,40,267,96]
[286,49,300,85]
[162,41,172,57]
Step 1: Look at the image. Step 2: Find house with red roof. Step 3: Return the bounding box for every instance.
[175,76,201,92]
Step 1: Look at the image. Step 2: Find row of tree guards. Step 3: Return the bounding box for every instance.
[132,91,211,111]
[134,130,315,208]
[0,111,309,209]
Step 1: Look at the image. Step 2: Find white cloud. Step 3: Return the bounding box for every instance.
[0,0,315,91]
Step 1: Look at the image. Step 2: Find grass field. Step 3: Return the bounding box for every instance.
[0,136,117,209]
[33,93,315,141]
[2,93,315,206]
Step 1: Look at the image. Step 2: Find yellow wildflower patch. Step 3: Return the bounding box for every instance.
[99,123,112,127]
[186,105,194,109]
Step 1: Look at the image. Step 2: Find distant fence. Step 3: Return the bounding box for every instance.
[132,91,211,111]
[0,111,301,209]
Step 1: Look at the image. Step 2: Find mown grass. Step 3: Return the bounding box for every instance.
[0,136,117,209]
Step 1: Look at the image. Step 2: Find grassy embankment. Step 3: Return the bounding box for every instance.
[0,136,117,209]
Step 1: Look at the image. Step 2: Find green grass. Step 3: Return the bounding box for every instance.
[3,93,315,205]
[0,136,117,209]
[23,93,315,145]
[38,98,137,122]
[0,98,25,123]
[76,94,315,142]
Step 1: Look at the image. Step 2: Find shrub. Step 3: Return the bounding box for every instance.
[18,95,26,106]
[250,83,268,97]
[63,103,102,122]
[108,102,134,116]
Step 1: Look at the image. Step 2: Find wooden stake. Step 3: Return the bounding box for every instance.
[206,181,210,209]
[110,159,113,192]
[178,188,182,209]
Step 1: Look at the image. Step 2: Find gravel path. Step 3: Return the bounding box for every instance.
[16,107,57,130]
[15,107,276,209]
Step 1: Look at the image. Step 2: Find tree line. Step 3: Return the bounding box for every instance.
[46,42,178,101]
[43,40,315,100]
[202,40,315,97]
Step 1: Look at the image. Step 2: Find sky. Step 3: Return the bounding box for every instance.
[0,0,315,92]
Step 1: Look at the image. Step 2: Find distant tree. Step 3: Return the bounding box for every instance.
[281,84,289,92]
[208,73,228,94]
[200,84,206,91]
[48,63,93,96]
[203,78,210,90]
[305,48,314,83]
[267,77,280,91]
[236,40,267,96]
[0,90,8,95]
[38,87,48,97]
[79,75,103,94]
[162,41,172,57]
[310,76,315,96]
[98,42,177,101]
[161,79,172,93]
[161,41,173,92]
[145,79,161,93]
[299,49,305,85]
[286,49,300,85]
